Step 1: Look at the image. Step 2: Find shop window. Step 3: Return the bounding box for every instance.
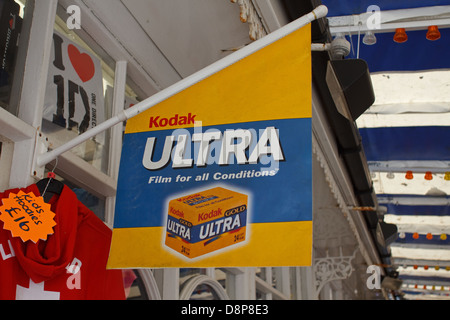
[40,169,106,221]
[40,15,111,173]
[38,8,139,174]
[69,182,105,220]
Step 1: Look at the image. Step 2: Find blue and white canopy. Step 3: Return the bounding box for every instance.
[323,0,450,299]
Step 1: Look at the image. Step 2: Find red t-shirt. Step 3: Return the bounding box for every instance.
[0,184,125,300]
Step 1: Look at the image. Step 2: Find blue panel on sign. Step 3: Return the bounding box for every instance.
[114,118,312,229]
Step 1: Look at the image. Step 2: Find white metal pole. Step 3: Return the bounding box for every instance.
[36,5,328,168]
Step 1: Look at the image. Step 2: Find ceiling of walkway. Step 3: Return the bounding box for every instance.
[323,0,450,300]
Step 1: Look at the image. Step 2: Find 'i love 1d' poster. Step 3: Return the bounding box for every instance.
[108,24,313,269]
[44,31,106,146]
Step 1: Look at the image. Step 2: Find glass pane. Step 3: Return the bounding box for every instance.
[71,183,106,221]
[42,170,106,221]
[0,136,13,191]
[0,0,25,112]
[42,10,139,174]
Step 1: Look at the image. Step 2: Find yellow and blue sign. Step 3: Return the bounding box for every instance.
[108,24,313,268]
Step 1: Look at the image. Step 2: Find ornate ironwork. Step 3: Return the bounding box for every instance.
[314,248,358,297]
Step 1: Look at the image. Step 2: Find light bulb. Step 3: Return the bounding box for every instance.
[394,28,408,43]
[363,31,377,45]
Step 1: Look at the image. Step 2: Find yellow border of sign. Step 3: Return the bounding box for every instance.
[125,24,312,134]
[108,221,312,269]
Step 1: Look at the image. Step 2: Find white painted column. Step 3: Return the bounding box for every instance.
[299,267,317,300]
[154,268,180,300]
[275,267,291,298]
[225,267,256,300]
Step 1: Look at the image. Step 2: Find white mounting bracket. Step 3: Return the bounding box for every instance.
[31,131,50,180]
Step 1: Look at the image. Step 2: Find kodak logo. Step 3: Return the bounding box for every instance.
[149,113,196,128]
[198,208,222,222]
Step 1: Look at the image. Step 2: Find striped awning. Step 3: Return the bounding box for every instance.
[322,0,450,299]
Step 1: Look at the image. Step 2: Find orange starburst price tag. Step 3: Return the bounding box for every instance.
[0,191,56,243]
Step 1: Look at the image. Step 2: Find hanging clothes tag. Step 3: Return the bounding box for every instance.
[0,191,56,243]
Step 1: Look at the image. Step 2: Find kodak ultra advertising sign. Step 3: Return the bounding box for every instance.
[108,24,313,268]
